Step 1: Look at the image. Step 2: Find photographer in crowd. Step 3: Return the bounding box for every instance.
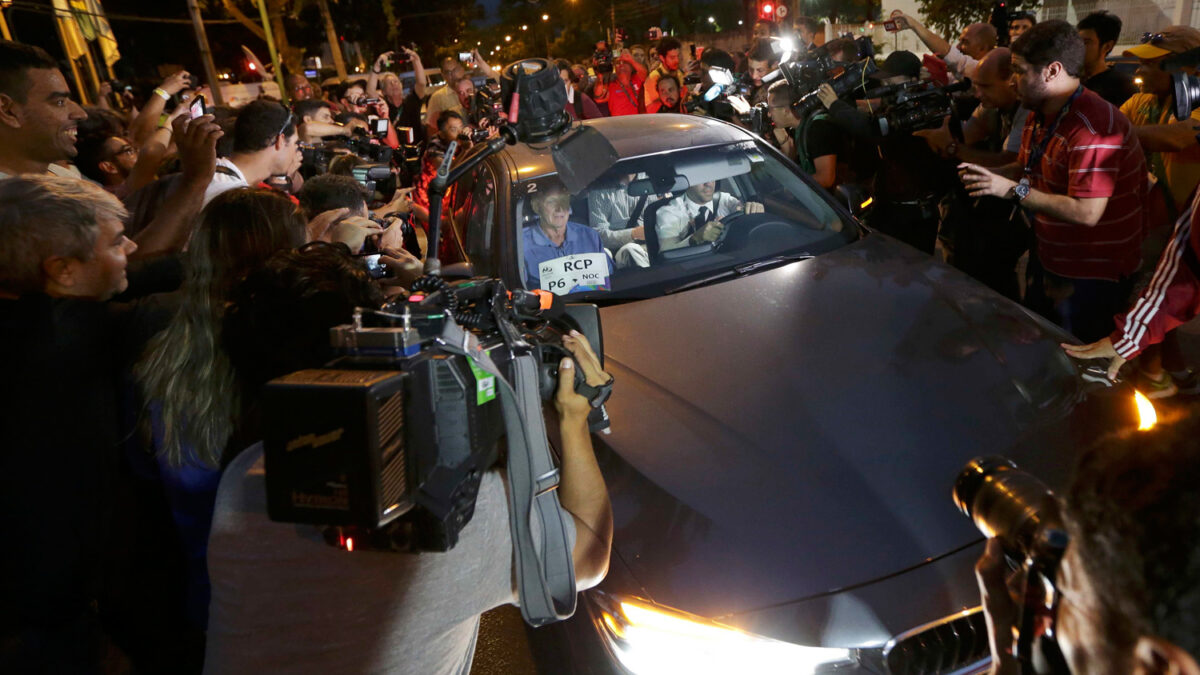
[746,38,780,106]
[975,418,1200,674]
[959,20,1147,343]
[366,47,427,142]
[922,48,1031,299]
[1008,11,1036,41]
[592,51,647,116]
[891,11,998,82]
[1078,11,1137,107]
[556,59,604,120]
[294,98,350,144]
[202,246,613,671]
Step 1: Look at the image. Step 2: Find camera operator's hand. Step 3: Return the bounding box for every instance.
[174,114,224,185]
[975,539,1021,675]
[1062,337,1127,380]
[375,187,414,218]
[306,207,349,243]
[816,84,839,110]
[556,331,611,424]
[889,10,912,31]
[959,162,1017,199]
[161,70,193,96]
[373,51,394,73]
[378,246,423,288]
[329,216,384,254]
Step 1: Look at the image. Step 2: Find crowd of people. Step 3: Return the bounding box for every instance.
[2,5,1200,673]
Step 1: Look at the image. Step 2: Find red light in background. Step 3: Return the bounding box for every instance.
[345,537,354,552]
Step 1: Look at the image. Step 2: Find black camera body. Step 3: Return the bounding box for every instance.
[780,35,876,96]
[593,48,614,75]
[792,58,878,117]
[470,79,506,133]
[870,78,972,136]
[263,277,604,552]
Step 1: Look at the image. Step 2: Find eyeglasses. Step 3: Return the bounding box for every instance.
[276,106,294,140]
[1142,32,1167,44]
[108,143,136,159]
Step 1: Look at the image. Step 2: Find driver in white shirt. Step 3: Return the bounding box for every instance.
[655,181,764,252]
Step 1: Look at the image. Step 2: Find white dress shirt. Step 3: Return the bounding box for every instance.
[655,191,743,251]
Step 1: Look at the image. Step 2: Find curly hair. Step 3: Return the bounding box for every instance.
[1065,417,1200,661]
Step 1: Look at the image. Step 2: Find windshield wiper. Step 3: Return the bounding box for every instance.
[663,252,814,295]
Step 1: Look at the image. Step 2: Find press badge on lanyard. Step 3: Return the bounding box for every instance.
[539,253,611,295]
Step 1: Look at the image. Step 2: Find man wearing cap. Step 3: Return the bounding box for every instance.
[891,11,997,82]
[959,20,1148,343]
[1120,25,1200,213]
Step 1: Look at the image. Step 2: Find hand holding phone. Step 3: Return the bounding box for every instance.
[189,95,207,120]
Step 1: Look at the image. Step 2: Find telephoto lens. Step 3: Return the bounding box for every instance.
[952,456,1065,560]
[1172,72,1200,120]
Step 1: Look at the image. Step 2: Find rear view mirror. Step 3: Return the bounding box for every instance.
[628,174,689,196]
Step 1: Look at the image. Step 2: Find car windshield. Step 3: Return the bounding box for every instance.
[513,140,857,302]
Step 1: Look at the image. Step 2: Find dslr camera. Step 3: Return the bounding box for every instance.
[954,457,1071,672]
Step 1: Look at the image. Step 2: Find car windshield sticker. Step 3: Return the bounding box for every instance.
[539,252,611,295]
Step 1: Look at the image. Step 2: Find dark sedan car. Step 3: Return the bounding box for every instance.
[437,114,1146,673]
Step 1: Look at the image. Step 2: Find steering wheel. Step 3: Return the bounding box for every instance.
[711,209,747,251]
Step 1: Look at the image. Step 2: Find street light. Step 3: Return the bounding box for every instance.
[505,35,511,41]
[542,13,549,21]
[521,24,528,30]
[708,16,715,23]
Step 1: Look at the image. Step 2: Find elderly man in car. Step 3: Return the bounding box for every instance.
[655,181,764,251]
[522,183,613,293]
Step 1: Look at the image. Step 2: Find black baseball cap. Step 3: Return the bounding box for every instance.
[870,50,922,79]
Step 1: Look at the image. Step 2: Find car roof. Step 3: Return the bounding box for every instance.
[503,113,754,181]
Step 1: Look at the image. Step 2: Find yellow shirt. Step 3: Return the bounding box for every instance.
[1120,93,1200,210]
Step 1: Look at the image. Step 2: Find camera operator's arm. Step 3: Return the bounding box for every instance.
[122,105,190,197]
[621,53,648,81]
[472,49,499,81]
[407,48,429,100]
[130,70,192,148]
[960,162,1109,225]
[374,187,414,219]
[975,539,1021,675]
[366,52,394,99]
[1130,121,1200,153]
[300,120,352,141]
[892,12,951,58]
[131,116,222,258]
[556,332,614,589]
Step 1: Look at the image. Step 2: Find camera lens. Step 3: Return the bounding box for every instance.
[1172,72,1200,120]
[953,456,1062,558]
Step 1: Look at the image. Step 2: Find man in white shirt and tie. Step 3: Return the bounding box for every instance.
[655,181,764,252]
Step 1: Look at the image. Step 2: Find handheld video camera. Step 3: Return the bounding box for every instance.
[954,457,1071,672]
[262,277,608,553]
[777,34,876,96]
[792,58,879,117]
[869,78,972,136]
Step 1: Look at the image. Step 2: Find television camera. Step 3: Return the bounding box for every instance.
[868,77,972,137]
[264,57,620,627]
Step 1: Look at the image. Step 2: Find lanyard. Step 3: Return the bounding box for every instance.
[1024,86,1083,178]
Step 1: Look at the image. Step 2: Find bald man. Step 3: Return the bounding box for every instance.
[919,47,1030,300]
[891,11,997,81]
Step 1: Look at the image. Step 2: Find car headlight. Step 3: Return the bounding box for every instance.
[591,592,857,674]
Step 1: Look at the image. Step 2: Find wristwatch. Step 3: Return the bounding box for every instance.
[1009,178,1031,203]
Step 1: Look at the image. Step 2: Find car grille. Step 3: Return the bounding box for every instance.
[883,608,990,675]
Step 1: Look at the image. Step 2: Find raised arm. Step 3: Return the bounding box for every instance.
[404,47,428,100]
[130,115,223,259]
[893,11,951,57]
[366,51,394,98]
[472,49,499,81]
[129,70,192,148]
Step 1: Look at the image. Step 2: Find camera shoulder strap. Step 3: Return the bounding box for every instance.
[438,318,577,626]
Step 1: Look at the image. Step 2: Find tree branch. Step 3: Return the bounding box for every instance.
[220,0,268,41]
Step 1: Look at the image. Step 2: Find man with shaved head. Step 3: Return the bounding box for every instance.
[921,47,1031,299]
[891,11,997,81]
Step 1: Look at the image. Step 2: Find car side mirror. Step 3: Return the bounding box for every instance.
[836,183,872,217]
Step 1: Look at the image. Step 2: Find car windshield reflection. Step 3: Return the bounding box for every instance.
[513,140,857,301]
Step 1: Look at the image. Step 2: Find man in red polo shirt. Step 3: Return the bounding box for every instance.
[959,19,1148,342]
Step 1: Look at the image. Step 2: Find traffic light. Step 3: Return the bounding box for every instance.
[759,1,775,20]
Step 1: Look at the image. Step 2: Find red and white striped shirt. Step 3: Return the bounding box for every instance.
[1017,88,1147,281]
[1111,187,1200,358]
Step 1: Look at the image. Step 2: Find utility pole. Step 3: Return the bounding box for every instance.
[186,0,225,105]
[254,0,289,104]
[316,0,347,80]
[610,1,615,45]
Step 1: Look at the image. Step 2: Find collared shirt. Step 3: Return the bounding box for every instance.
[588,187,647,251]
[521,221,610,290]
[202,158,249,207]
[1018,87,1147,280]
[424,85,465,130]
[655,192,743,251]
[942,45,980,82]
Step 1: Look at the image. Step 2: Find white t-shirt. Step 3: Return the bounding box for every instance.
[655,191,743,251]
[943,45,980,82]
[203,444,524,675]
[202,158,249,207]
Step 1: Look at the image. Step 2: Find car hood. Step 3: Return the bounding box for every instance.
[593,235,1113,620]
